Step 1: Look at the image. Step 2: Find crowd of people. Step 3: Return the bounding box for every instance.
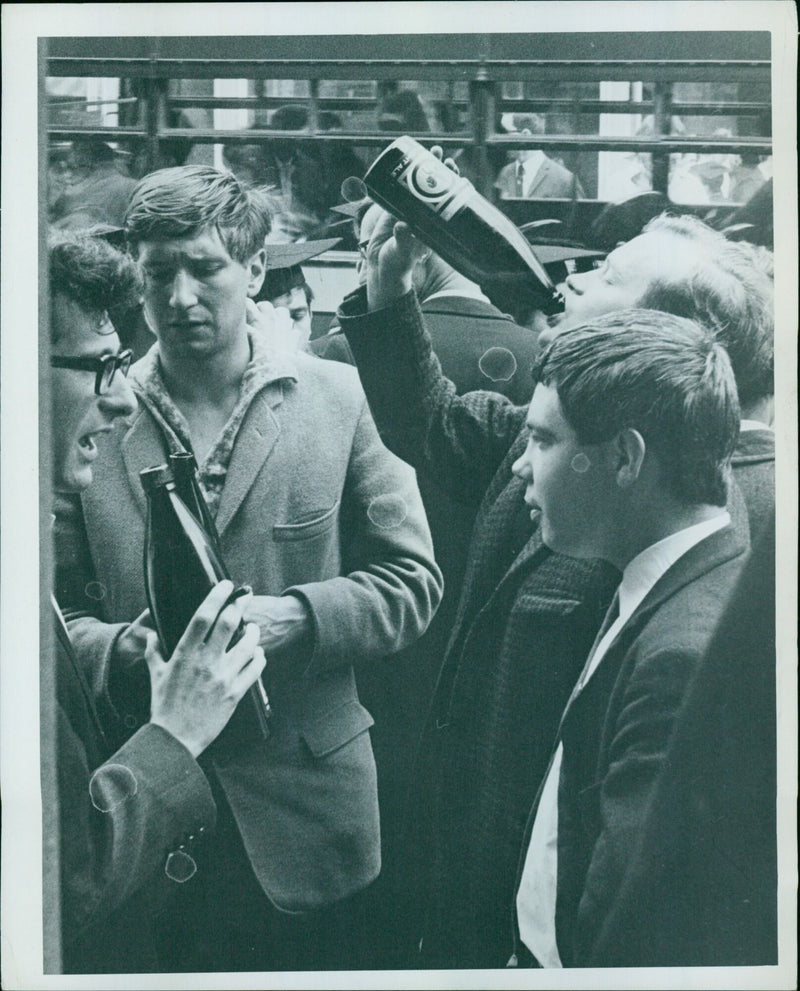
[46,144,776,976]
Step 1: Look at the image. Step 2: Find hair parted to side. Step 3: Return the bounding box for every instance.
[533,308,740,507]
[49,229,142,343]
[639,213,774,407]
[124,165,273,262]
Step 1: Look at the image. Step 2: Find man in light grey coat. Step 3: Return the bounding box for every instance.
[55,166,442,972]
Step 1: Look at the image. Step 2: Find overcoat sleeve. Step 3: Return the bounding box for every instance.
[59,712,216,948]
[338,286,528,509]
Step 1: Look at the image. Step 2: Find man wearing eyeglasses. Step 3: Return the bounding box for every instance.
[48,230,266,973]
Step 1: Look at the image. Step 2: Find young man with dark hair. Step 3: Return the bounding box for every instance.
[510,309,747,967]
[47,230,266,973]
[54,166,442,972]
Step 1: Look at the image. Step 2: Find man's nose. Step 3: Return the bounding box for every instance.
[169,270,199,309]
[564,270,589,295]
[99,372,137,419]
[511,451,531,480]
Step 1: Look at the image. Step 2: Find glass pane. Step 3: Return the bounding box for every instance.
[597,151,653,201]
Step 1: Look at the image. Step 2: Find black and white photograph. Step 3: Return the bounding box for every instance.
[1,3,797,989]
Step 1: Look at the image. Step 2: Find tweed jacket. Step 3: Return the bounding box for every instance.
[55,343,442,913]
[495,156,586,199]
[511,522,749,968]
[338,287,619,968]
[54,604,215,973]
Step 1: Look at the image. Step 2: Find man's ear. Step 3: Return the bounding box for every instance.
[246,247,267,298]
[610,428,646,489]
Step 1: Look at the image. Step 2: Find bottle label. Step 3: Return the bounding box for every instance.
[394,154,469,221]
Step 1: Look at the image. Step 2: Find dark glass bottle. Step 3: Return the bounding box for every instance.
[140,464,271,742]
[169,451,224,561]
[364,135,565,315]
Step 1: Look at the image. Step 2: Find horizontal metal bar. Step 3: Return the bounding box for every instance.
[47,96,140,109]
[47,56,771,84]
[161,94,771,117]
[499,99,771,116]
[487,134,772,153]
[47,126,147,139]
[165,95,377,111]
[134,127,468,146]
[47,123,771,158]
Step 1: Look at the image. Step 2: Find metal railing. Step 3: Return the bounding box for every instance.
[46,49,772,200]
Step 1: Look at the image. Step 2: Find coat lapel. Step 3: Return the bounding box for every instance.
[215,385,283,537]
[121,406,174,516]
[561,523,747,720]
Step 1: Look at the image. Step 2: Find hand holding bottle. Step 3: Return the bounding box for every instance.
[146,581,267,757]
[363,136,562,316]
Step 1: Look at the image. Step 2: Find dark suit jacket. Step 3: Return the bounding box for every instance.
[314,294,538,405]
[512,523,749,968]
[495,156,586,199]
[586,515,777,967]
[338,287,619,968]
[732,426,774,542]
[53,604,216,973]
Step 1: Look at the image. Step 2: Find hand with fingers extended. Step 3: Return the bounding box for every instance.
[365,144,461,312]
[146,580,267,757]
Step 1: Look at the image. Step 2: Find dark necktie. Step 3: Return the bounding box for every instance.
[515,162,525,197]
[573,589,621,697]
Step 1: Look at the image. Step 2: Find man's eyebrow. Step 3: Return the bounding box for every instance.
[525,421,554,440]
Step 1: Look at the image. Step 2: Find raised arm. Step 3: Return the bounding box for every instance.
[337,206,527,508]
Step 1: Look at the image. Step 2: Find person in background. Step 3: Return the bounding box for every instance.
[54,166,441,973]
[334,175,773,968]
[378,89,431,133]
[48,230,265,973]
[495,113,585,200]
[253,237,341,351]
[50,138,137,230]
[509,311,748,967]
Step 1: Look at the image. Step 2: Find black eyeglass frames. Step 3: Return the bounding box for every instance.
[50,349,133,396]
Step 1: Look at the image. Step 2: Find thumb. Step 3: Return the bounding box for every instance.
[144,631,165,673]
[394,222,427,263]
